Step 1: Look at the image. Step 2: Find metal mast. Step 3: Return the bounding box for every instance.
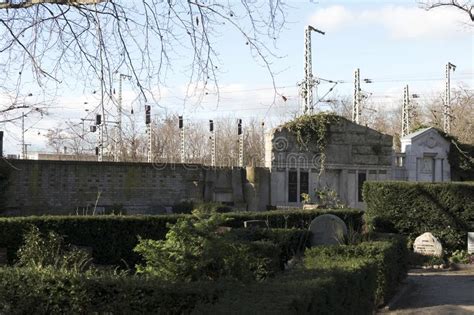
[21,112,25,159]
[117,74,131,161]
[179,116,185,163]
[401,85,411,137]
[444,62,456,133]
[209,120,216,167]
[352,68,362,124]
[238,119,243,167]
[145,105,152,163]
[301,25,325,115]
[96,114,103,162]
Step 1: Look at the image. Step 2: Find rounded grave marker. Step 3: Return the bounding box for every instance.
[308,214,348,246]
[413,232,443,257]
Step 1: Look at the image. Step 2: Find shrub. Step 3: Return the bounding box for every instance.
[0,267,224,314]
[173,201,232,214]
[0,208,362,267]
[0,215,183,267]
[197,258,379,314]
[364,181,474,253]
[0,236,407,314]
[224,208,364,231]
[304,235,408,305]
[16,226,91,272]
[134,214,280,282]
[225,228,312,268]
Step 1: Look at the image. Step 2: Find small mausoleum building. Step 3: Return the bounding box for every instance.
[265,116,393,208]
[393,127,451,182]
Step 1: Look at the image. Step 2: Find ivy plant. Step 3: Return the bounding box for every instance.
[281,113,340,173]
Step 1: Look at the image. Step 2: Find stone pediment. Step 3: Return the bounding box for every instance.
[403,128,449,149]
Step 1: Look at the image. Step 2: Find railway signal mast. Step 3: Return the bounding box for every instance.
[444,62,456,133]
[209,120,216,167]
[300,25,325,115]
[145,105,152,163]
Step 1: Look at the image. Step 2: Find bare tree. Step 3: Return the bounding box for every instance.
[422,84,474,144]
[0,1,287,110]
[420,0,474,21]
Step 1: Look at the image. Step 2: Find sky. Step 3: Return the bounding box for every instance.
[1,0,473,155]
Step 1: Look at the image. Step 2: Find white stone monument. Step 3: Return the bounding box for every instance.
[308,214,348,246]
[413,232,443,257]
[468,232,474,255]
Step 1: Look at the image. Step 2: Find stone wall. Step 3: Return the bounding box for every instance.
[1,159,270,215]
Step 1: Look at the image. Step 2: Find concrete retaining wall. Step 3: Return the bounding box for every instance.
[0,159,270,215]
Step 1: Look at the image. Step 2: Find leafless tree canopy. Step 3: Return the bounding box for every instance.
[420,0,474,21]
[0,0,286,107]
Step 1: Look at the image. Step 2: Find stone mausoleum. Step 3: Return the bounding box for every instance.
[393,127,451,182]
[265,117,393,209]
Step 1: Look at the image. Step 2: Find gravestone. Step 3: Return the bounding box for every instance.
[243,220,267,228]
[308,214,348,246]
[468,232,474,254]
[0,248,7,265]
[413,232,443,257]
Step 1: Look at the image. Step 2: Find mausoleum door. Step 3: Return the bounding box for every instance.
[417,157,435,182]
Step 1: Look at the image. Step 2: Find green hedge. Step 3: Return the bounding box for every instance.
[304,235,408,306]
[0,237,406,314]
[363,181,474,252]
[225,228,312,269]
[0,268,225,314]
[0,209,362,266]
[224,208,364,230]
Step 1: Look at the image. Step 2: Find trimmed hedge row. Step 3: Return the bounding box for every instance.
[0,268,224,314]
[0,209,361,266]
[0,236,407,314]
[304,234,408,306]
[363,181,474,252]
[224,208,364,230]
[226,228,312,269]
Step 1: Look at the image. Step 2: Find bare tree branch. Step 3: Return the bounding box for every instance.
[420,0,474,21]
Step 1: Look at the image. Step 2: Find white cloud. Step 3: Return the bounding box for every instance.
[308,5,473,39]
[308,5,354,32]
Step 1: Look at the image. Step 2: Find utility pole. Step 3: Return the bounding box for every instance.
[209,120,216,167]
[352,68,362,124]
[96,114,103,162]
[444,62,456,133]
[21,112,25,159]
[237,119,243,167]
[179,116,185,163]
[117,74,131,161]
[401,85,411,137]
[0,131,3,157]
[145,105,152,163]
[301,25,325,115]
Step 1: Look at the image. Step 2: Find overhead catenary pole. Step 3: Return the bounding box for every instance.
[238,119,243,167]
[179,116,185,163]
[401,85,410,137]
[96,114,103,162]
[301,25,325,115]
[444,62,456,133]
[0,131,3,157]
[145,105,152,163]
[21,112,25,159]
[352,68,361,124]
[117,74,131,161]
[209,120,216,167]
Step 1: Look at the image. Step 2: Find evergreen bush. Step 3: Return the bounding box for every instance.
[363,181,474,252]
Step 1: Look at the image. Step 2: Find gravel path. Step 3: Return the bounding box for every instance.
[379,269,474,315]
